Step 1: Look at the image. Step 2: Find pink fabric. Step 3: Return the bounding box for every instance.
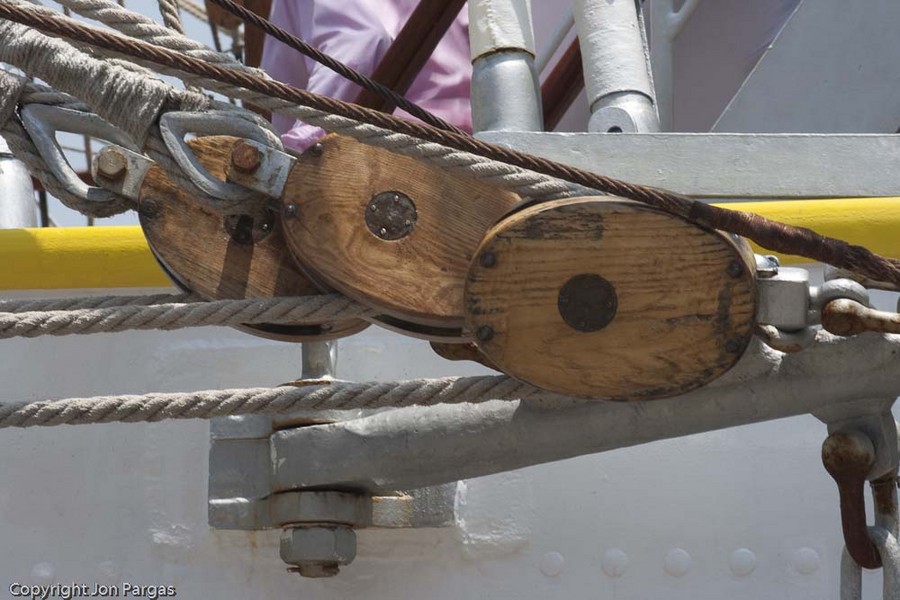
[261,0,472,152]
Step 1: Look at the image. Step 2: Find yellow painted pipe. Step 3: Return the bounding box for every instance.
[733,197,900,265]
[1,197,898,290]
[1,226,169,290]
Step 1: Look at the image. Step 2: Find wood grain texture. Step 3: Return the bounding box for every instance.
[139,135,369,342]
[465,197,757,400]
[281,134,521,327]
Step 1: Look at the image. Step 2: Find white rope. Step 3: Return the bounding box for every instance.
[0,14,209,147]
[53,0,259,73]
[0,71,135,217]
[0,376,540,428]
[0,294,372,338]
[0,2,590,202]
[156,0,184,35]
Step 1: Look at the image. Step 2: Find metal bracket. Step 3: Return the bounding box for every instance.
[91,145,154,201]
[20,104,140,206]
[158,111,281,203]
[224,138,297,199]
[477,131,900,198]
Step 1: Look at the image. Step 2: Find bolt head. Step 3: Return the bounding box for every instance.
[479,251,497,268]
[231,141,262,174]
[139,197,161,220]
[476,325,495,342]
[726,260,744,279]
[284,203,299,218]
[822,430,876,477]
[280,526,356,573]
[308,142,324,157]
[96,147,127,180]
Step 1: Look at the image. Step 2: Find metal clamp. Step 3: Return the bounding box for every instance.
[91,145,154,201]
[20,104,141,207]
[158,110,281,203]
[755,273,872,353]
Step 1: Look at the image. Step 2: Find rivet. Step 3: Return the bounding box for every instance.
[726,260,744,278]
[729,548,757,577]
[284,204,299,219]
[139,197,160,220]
[479,251,497,268]
[379,227,388,237]
[231,141,262,174]
[790,547,820,575]
[725,337,743,354]
[664,548,692,577]
[601,548,629,577]
[308,142,323,157]
[476,325,495,342]
[539,551,565,577]
[320,323,333,333]
[30,562,54,583]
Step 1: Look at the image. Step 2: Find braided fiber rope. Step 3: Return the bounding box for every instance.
[0,71,135,217]
[0,294,372,339]
[156,0,184,34]
[3,3,898,288]
[0,376,539,428]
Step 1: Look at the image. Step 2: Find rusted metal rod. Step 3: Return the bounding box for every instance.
[822,430,882,569]
[822,299,900,337]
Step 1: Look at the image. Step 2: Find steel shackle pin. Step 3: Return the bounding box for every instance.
[822,430,883,569]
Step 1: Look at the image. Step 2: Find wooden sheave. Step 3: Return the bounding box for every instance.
[138,133,757,400]
[278,134,521,338]
[465,198,757,399]
[138,135,369,341]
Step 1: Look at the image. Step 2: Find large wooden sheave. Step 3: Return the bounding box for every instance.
[137,134,757,400]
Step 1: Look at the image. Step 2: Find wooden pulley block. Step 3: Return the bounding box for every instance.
[138,135,369,342]
[279,134,522,331]
[464,197,757,400]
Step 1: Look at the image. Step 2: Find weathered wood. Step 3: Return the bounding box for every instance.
[280,134,521,327]
[465,197,757,400]
[430,341,499,371]
[139,135,369,342]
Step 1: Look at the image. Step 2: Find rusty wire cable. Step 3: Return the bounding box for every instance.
[2,1,900,287]
[204,0,464,134]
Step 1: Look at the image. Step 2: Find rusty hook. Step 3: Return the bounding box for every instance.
[822,430,882,569]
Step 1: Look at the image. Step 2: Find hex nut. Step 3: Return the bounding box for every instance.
[96,147,127,180]
[280,525,357,567]
[271,490,371,527]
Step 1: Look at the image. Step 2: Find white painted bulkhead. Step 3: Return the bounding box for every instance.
[0,274,896,599]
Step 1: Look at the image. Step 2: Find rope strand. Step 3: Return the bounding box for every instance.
[0,376,540,428]
[0,294,372,339]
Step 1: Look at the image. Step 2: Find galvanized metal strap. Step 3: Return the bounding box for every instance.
[842,527,900,600]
